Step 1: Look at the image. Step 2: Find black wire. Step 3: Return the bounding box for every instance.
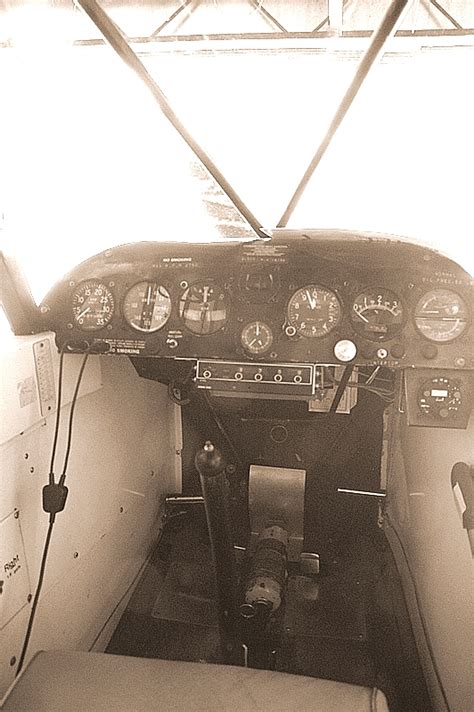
[48,350,65,485]
[60,353,89,481]
[16,351,89,676]
[16,521,54,676]
[329,364,354,414]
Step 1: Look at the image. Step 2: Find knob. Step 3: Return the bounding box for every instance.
[194,441,226,479]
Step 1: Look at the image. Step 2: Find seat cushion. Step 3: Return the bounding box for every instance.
[2,650,389,711]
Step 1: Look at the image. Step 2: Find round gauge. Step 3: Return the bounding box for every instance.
[123,281,171,333]
[351,289,404,341]
[179,281,227,335]
[418,376,462,419]
[241,321,273,355]
[72,280,115,331]
[414,289,469,343]
[287,285,342,338]
[239,268,279,302]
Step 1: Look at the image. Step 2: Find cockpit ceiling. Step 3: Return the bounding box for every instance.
[1,0,474,45]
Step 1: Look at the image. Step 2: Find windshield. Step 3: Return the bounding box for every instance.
[1,1,473,303]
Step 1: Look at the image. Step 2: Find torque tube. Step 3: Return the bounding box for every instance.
[195,441,241,665]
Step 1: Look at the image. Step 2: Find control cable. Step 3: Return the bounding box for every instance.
[16,351,89,676]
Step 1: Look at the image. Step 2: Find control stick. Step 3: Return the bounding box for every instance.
[195,441,241,664]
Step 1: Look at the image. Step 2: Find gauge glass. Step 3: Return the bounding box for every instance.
[414,289,469,342]
[179,281,227,335]
[351,289,404,341]
[123,282,171,333]
[239,268,279,302]
[72,280,115,331]
[287,285,342,338]
[241,321,273,355]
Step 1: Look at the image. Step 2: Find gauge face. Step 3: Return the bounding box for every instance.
[179,281,227,335]
[239,268,279,302]
[123,281,171,333]
[351,289,404,341]
[415,289,469,343]
[72,280,115,331]
[287,285,342,338]
[241,321,273,355]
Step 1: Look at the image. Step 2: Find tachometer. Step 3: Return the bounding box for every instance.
[414,289,469,343]
[287,285,342,338]
[123,281,171,333]
[351,289,404,341]
[179,281,227,335]
[72,280,115,331]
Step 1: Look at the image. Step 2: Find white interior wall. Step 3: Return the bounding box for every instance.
[385,406,473,712]
[0,336,178,698]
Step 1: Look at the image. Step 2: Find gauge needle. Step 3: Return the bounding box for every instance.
[76,307,91,320]
[146,286,152,305]
[306,290,316,309]
[255,323,260,336]
[356,311,369,323]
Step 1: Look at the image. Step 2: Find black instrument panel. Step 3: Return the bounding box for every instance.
[41,234,473,370]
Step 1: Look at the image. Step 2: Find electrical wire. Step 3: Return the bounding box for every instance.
[15,521,54,676]
[326,367,395,404]
[16,352,89,677]
[48,350,65,484]
[59,353,89,481]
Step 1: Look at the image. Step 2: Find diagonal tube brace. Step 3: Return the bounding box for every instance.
[277,0,413,228]
[74,0,267,240]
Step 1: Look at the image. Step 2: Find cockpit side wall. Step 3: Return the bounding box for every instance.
[384,403,474,712]
[0,335,178,699]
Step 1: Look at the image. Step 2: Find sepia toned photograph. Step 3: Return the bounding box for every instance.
[0,2,472,710]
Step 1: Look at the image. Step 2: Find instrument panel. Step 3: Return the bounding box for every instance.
[41,234,473,371]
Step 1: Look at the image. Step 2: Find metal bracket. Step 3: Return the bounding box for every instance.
[248,464,306,562]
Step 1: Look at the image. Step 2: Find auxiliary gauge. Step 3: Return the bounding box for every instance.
[241,321,273,355]
[351,289,404,341]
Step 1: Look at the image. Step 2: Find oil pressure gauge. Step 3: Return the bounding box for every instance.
[72,280,115,331]
[241,321,273,355]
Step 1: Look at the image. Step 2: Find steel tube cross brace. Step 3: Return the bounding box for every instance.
[74,0,267,240]
[277,0,413,228]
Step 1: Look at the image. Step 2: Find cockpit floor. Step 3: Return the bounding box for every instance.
[108,514,375,680]
[107,512,430,711]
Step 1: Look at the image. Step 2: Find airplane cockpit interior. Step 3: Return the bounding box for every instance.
[0,2,473,711]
